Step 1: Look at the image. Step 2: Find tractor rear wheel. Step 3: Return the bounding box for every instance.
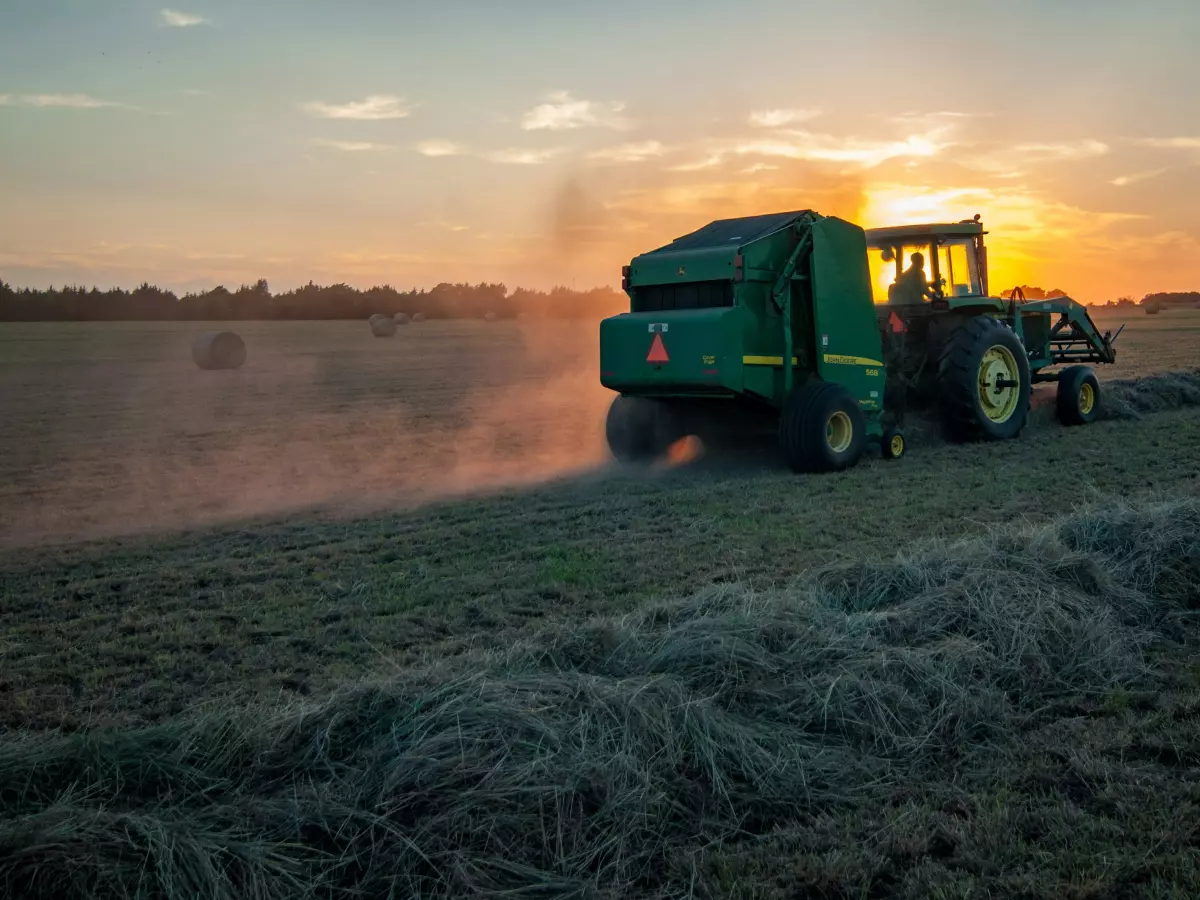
[605,395,679,464]
[936,316,1031,441]
[1056,365,1101,425]
[779,381,866,474]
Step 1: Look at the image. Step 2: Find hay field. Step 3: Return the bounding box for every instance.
[0,318,612,551]
[1,310,1195,552]
[1,309,1199,898]
[1087,306,1200,376]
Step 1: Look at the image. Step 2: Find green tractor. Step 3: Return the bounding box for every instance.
[599,210,1121,473]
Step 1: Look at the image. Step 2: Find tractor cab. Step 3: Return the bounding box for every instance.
[865,217,990,305]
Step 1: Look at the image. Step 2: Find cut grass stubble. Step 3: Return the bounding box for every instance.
[1,497,1197,899]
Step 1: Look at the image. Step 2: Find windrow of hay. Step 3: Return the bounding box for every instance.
[1098,368,1200,419]
[367,314,395,337]
[190,330,246,370]
[0,498,1196,899]
[892,368,1200,444]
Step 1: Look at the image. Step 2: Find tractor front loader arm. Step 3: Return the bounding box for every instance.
[1023,297,1119,366]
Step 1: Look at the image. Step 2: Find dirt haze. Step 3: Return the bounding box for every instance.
[0,319,615,551]
[520,160,868,288]
[1,310,1196,551]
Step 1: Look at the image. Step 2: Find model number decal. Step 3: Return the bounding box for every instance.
[865,368,881,377]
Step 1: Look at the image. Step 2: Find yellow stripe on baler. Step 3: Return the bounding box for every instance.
[742,355,797,366]
[742,355,884,367]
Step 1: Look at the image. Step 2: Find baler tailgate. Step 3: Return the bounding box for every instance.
[599,308,746,397]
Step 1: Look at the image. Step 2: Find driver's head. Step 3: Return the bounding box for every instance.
[910,252,924,268]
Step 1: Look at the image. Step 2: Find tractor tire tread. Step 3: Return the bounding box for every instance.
[1056,365,1101,426]
[936,315,1032,442]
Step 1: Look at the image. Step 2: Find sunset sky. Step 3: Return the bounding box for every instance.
[2,0,1199,302]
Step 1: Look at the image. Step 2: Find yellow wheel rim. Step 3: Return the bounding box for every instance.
[978,345,1021,423]
[826,411,853,453]
[1079,382,1095,415]
[889,434,905,456]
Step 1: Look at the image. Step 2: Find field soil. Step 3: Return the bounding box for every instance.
[0,309,1198,898]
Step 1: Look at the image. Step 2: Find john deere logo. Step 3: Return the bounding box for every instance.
[677,266,686,276]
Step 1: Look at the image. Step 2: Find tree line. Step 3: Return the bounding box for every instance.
[2,278,1197,322]
[1090,292,1200,311]
[1003,286,1200,310]
[1000,285,1069,300]
[0,279,629,322]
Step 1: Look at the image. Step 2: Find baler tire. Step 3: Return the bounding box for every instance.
[779,381,866,474]
[936,315,1031,442]
[605,395,679,464]
[1056,365,1101,426]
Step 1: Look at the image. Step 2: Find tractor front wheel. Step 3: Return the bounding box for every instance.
[779,381,866,474]
[936,316,1031,441]
[605,395,680,464]
[881,426,906,460]
[1056,365,1102,426]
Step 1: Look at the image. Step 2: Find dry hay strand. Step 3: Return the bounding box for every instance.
[411,312,426,323]
[368,314,396,337]
[393,312,411,325]
[1,497,1196,899]
[1099,369,1200,419]
[190,331,246,370]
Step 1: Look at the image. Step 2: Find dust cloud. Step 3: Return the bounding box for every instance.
[0,320,616,552]
[505,158,868,290]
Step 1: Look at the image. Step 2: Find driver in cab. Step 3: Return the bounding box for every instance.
[891,252,939,304]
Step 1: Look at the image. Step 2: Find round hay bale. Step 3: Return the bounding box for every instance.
[411,312,426,323]
[393,312,411,325]
[369,314,396,337]
[484,311,498,322]
[191,330,246,370]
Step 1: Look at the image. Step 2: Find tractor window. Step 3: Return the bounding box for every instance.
[937,239,981,297]
[868,241,935,305]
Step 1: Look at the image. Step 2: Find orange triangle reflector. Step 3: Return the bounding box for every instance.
[646,333,670,363]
